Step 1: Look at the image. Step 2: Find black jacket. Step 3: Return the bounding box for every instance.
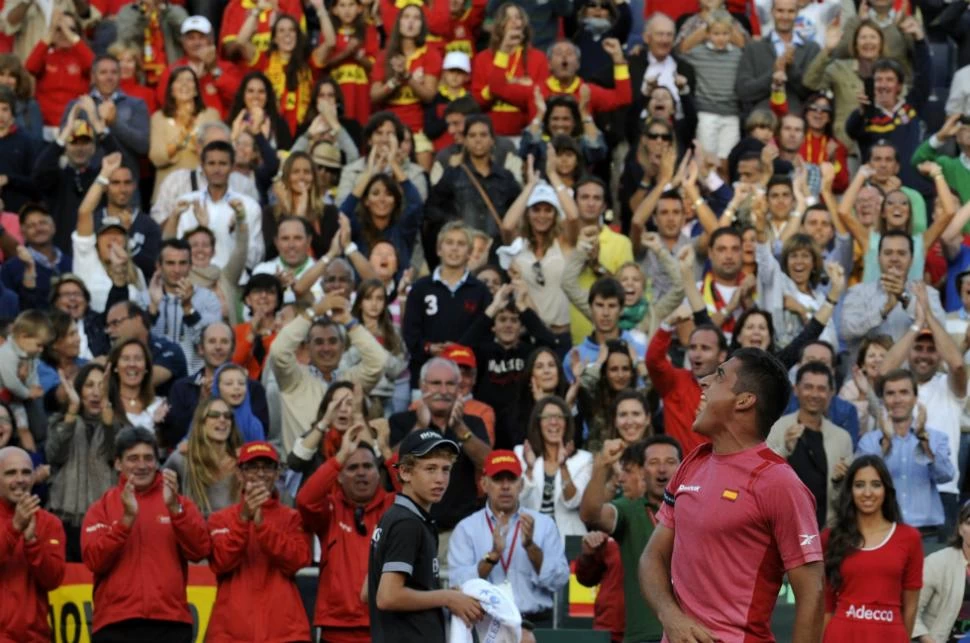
[402,273,491,388]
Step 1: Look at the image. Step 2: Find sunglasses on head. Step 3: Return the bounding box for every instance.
[645,131,672,141]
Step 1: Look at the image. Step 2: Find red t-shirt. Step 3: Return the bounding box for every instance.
[820,524,923,641]
[220,0,306,56]
[371,46,442,132]
[329,25,379,125]
[657,443,823,642]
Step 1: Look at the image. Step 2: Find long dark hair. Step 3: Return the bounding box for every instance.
[298,76,347,134]
[351,278,402,355]
[384,5,428,82]
[825,455,902,590]
[517,347,568,436]
[589,340,634,423]
[75,362,114,458]
[228,71,284,136]
[357,174,403,251]
[269,14,310,92]
[526,395,575,455]
[543,95,582,138]
[729,308,777,354]
[162,66,206,118]
[106,338,155,418]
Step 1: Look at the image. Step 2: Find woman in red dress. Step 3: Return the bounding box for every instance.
[822,454,923,642]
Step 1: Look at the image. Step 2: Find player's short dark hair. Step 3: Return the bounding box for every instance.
[878,229,914,256]
[795,361,834,389]
[201,139,235,165]
[709,226,742,249]
[731,348,792,439]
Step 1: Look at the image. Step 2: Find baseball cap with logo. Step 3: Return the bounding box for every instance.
[441,344,476,369]
[483,450,523,478]
[398,429,460,459]
[181,15,213,35]
[237,441,280,465]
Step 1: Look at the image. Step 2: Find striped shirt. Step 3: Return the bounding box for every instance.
[683,44,742,116]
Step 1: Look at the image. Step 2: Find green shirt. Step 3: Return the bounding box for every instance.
[610,496,663,642]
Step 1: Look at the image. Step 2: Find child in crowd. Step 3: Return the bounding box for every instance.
[680,10,743,175]
[0,310,52,451]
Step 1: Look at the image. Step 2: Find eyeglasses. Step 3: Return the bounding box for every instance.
[206,410,234,420]
[106,315,135,329]
[806,104,832,114]
[532,260,546,287]
[354,505,368,536]
[241,462,278,474]
[645,132,673,141]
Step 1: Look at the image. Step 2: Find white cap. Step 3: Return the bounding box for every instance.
[181,15,213,35]
[526,182,560,210]
[442,51,471,73]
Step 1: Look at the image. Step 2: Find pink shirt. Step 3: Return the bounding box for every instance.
[658,443,823,642]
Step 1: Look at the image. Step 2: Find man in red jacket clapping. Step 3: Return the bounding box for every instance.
[0,446,66,643]
[81,427,211,643]
[297,422,396,643]
[207,441,313,643]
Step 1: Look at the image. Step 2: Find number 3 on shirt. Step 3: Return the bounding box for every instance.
[424,295,438,316]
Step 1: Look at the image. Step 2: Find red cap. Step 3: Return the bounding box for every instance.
[237,441,280,465]
[442,344,477,369]
[483,450,522,478]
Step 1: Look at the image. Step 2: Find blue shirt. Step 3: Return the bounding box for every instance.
[785,394,860,447]
[564,330,647,384]
[447,504,570,615]
[856,426,955,527]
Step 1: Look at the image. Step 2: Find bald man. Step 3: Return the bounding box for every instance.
[0,446,66,642]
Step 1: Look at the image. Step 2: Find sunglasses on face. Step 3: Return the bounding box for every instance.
[645,132,672,141]
[206,410,233,420]
[806,104,832,114]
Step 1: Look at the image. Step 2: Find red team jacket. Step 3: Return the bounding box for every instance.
[0,501,66,643]
[472,47,549,136]
[81,473,211,633]
[207,496,312,642]
[296,456,396,636]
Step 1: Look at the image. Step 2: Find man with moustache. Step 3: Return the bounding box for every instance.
[580,436,682,642]
[640,348,824,642]
[389,357,490,570]
[297,424,396,643]
[448,450,569,627]
[0,446,66,643]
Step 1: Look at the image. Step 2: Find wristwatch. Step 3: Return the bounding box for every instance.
[482,552,500,565]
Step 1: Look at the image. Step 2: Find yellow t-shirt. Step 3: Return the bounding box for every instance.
[569,227,634,346]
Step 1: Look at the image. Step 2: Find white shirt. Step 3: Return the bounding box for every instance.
[71,232,146,313]
[251,256,323,303]
[793,0,840,47]
[918,371,966,495]
[175,189,264,271]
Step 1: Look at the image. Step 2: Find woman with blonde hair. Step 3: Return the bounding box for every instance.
[164,396,243,516]
[106,41,157,112]
[264,151,338,259]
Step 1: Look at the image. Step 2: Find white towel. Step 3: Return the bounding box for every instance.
[448,578,523,643]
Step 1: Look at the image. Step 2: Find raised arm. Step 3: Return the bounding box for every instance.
[578,439,623,532]
[500,168,537,244]
[835,164,873,248]
[916,161,957,252]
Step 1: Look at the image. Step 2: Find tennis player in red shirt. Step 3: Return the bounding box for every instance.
[639,348,825,643]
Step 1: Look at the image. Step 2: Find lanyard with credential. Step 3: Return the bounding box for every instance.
[485,513,522,575]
